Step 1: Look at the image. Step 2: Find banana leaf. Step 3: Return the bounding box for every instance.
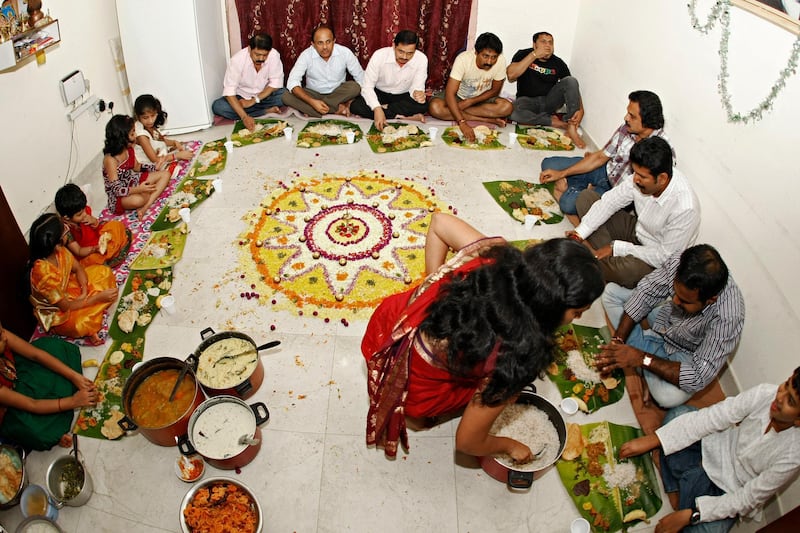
[231,118,290,146]
[150,176,215,231]
[514,124,575,151]
[129,225,188,270]
[442,126,504,149]
[187,138,227,178]
[297,119,363,148]
[482,180,564,225]
[366,122,431,153]
[108,267,173,341]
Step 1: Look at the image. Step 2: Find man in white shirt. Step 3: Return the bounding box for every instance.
[282,25,365,118]
[211,33,285,131]
[567,136,700,288]
[350,30,429,131]
[428,32,513,142]
[619,367,800,533]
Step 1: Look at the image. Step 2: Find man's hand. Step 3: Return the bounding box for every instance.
[241,98,257,109]
[459,122,475,142]
[568,107,584,126]
[655,510,692,533]
[374,107,388,131]
[618,434,660,459]
[242,115,256,132]
[540,168,565,184]
[311,99,330,115]
[594,244,612,260]
[411,90,426,104]
[595,343,644,374]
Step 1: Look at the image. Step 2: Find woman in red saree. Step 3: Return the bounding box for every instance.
[362,214,604,458]
[28,213,119,345]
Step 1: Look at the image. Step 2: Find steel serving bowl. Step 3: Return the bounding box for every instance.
[179,477,262,533]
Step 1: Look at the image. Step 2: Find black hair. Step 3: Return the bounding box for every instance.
[394,30,419,47]
[676,244,729,301]
[103,114,134,156]
[133,94,168,129]
[532,32,552,43]
[474,32,503,55]
[792,366,800,397]
[54,183,87,218]
[629,136,673,179]
[27,213,63,269]
[628,90,665,130]
[312,23,334,41]
[419,238,604,406]
[249,33,273,51]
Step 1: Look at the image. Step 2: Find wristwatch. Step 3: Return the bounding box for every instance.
[690,506,701,525]
[254,95,261,104]
[642,353,653,368]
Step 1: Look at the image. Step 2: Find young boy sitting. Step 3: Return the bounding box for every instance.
[55,183,131,267]
[619,367,800,532]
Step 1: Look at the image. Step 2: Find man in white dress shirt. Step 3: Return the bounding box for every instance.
[282,25,365,118]
[349,30,429,131]
[566,136,700,288]
[212,33,285,131]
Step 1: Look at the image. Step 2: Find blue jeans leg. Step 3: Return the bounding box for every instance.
[211,89,285,120]
[601,282,634,329]
[540,157,610,215]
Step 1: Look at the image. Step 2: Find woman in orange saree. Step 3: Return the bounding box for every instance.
[362,213,604,459]
[28,214,118,345]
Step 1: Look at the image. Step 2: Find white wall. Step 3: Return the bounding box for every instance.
[0,0,126,233]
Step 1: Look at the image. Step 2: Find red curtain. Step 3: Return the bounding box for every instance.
[233,0,473,92]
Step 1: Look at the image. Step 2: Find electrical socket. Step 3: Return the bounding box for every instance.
[95,99,106,113]
[108,101,114,114]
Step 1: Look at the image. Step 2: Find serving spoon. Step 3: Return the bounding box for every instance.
[212,340,280,367]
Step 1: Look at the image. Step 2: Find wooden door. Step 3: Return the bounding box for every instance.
[0,186,35,338]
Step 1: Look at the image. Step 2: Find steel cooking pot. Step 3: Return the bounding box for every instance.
[177,395,269,470]
[118,357,206,446]
[479,388,567,489]
[0,444,26,510]
[187,327,279,399]
[45,450,92,507]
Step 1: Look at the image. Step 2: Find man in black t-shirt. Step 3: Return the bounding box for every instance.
[507,32,585,148]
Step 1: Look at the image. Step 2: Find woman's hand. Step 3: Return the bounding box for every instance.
[94,287,119,304]
[507,439,534,464]
[175,149,192,160]
[71,385,98,409]
[154,156,168,171]
[72,374,94,391]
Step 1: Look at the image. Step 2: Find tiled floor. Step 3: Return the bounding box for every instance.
[0,117,670,532]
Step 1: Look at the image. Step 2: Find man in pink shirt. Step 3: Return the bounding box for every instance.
[212,33,285,131]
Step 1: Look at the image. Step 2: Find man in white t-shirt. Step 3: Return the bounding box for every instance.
[428,32,513,142]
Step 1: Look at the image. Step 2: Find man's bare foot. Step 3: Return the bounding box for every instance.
[336,102,351,117]
[86,333,104,347]
[490,117,507,128]
[58,433,73,448]
[397,113,426,123]
[566,123,586,149]
[265,106,281,115]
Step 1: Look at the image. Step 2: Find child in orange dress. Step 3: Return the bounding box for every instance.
[28,213,118,345]
[55,184,131,268]
[102,114,170,219]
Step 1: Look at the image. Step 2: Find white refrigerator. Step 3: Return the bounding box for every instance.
[115,0,229,134]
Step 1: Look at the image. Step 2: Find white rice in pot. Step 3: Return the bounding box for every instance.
[489,403,561,471]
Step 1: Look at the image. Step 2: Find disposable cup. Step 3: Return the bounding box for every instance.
[508,132,518,146]
[212,178,223,194]
[428,126,438,142]
[571,517,590,533]
[224,140,234,153]
[160,295,176,316]
[283,126,293,142]
[179,208,191,224]
[345,130,355,144]
[560,397,579,415]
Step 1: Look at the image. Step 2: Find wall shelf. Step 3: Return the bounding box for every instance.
[0,18,60,71]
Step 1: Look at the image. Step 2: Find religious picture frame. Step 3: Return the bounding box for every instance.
[732,0,800,33]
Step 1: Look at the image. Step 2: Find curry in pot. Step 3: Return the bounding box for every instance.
[131,369,195,428]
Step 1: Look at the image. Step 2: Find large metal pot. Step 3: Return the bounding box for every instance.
[118,357,206,446]
[0,444,26,510]
[479,388,567,490]
[177,395,269,470]
[187,327,279,400]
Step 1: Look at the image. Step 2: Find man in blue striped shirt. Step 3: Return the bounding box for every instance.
[596,244,745,408]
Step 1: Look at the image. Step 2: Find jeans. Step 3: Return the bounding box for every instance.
[211,89,286,120]
[510,76,581,126]
[540,156,611,214]
[602,283,691,408]
[659,405,736,533]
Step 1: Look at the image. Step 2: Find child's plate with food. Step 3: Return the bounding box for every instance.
[366,122,432,153]
[188,139,227,178]
[442,125,504,149]
[130,225,188,270]
[297,119,363,148]
[150,178,215,231]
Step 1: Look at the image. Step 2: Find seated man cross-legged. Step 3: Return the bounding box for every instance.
[597,244,745,409]
[507,31,585,148]
[282,24,365,118]
[428,32,513,142]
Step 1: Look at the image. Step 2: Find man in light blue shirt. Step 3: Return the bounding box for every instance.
[282,24,365,118]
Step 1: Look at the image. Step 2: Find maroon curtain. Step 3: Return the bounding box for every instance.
[234,0,472,92]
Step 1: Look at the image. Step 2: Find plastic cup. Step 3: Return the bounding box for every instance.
[428,126,438,142]
[160,295,176,316]
[283,126,293,142]
[212,178,223,194]
[561,397,579,415]
[179,208,191,224]
[345,130,355,144]
[571,517,590,533]
[508,132,518,146]
[224,140,234,153]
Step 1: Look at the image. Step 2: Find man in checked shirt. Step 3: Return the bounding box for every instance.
[596,244,745,408]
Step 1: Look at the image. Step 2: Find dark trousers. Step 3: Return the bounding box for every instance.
[350,88,428,119]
